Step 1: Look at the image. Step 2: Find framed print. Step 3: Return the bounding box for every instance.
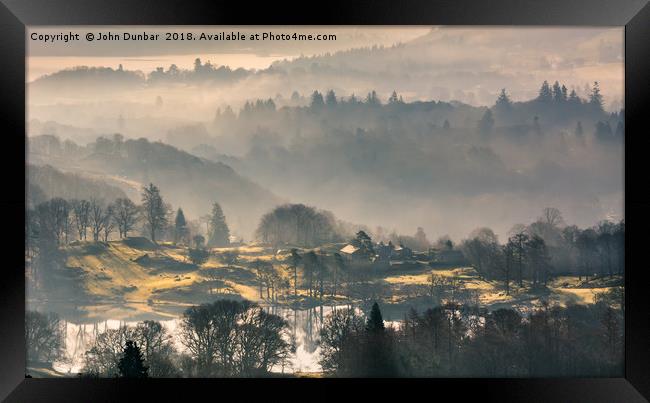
[1,0,649,401]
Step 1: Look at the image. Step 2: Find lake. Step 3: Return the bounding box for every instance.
[45,303,353,375]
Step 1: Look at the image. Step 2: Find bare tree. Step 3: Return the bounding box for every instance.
[26,311,65,365]
[71,199,91,240]
[102,204,115,241]
[113,198,139,238]
[179,300,293,377]
[540,207,565,228]
[89,198,106,242]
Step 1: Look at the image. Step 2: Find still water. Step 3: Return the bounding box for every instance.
[50,305,349,375]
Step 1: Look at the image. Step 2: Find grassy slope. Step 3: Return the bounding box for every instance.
[58,239,273,321]
[55,239,621,321]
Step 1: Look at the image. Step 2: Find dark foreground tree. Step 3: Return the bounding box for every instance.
[81,322,178,377]
[25,311,65,366]
[319,302,397,377]
[118,340,149,378]
[179,300,294,377]
[366,302,385,333]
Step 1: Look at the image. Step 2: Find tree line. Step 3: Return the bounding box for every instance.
[460,208,624,295]
[255,203,343,247]
[27,183,231,248]
[318,300,622,377]
[25,299,295,378]
[26,182,232,290]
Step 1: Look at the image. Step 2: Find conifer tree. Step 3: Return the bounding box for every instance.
[174,208,188,244]
[388,90,399,104]
[589,81,604,112]
[310,90,325,109]
[366,302,385,333]
[207,202,230,247]
[495,88,512,110]
[537,80,553,102]
[118,340,149,378]
[325,90,337,106]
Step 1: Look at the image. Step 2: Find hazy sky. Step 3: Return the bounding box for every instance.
[27,26,430,80]
[27,26,623,108]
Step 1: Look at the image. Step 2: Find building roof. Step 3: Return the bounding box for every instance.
[340,244,360,254]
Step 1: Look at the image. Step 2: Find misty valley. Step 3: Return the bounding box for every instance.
[26,29,624,378]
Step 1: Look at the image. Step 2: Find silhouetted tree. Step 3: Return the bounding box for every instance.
[310,90,325,109]
[118,340,149,378]
[71,199,91,240]
[366,302,385,333]
[113,198,139,238]
[141,183,168,243]
[89,198,106,242]
[537,80,553,102]
[589,81,604,112]
[174,208,189,244]
[325,90,337,106]
[25,311,65,365]
[351,230,375,256]
[495,88,512,112]
[365,90,381,106]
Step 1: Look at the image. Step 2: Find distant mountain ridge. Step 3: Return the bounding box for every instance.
[27,164,129,208]
[28,135,283,239]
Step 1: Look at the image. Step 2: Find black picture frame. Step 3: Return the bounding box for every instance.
[1,0,649,401]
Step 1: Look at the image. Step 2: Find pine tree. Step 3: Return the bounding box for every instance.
[352,231,375,256]
[118,340,149,378]
[589,81,604,112]
[361,302,398,377]
[552,81,563,102]
[388,90,399,104]
[366,302,385,333]
[537,80,553,102]
[310,90,325,109]
[495,88,512,110]
[174,208,188,244]
[365,90,380,106]
[568,89,581,105]
[207,202,230,247]
[325,90,337,106]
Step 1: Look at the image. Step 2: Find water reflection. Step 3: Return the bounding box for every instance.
[50,304,350,375]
